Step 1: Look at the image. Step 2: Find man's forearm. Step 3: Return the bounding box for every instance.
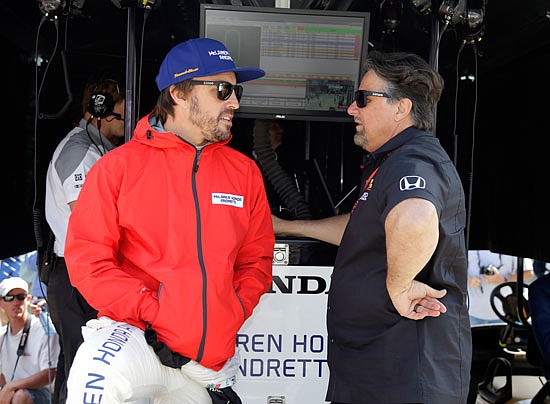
[4,368,56,390]
[272,213,350,246]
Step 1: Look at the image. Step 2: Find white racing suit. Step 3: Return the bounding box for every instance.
[66,317,240,404]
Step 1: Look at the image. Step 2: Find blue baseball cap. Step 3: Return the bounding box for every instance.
[155,38,265,91]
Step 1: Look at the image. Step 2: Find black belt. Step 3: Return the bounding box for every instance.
[144,324,190,368]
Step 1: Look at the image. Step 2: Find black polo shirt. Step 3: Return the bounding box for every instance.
[326,127,472,403]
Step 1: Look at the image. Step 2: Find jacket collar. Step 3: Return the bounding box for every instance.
[131,111,232,151]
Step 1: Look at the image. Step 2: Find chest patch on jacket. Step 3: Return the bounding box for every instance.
[212,193,244,208]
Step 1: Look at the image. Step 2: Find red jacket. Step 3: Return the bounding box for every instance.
[65,113,274,370]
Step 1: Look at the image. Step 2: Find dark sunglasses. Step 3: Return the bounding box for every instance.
[354,90,390,108]
[2,293,28,302]
[190,80,243,102]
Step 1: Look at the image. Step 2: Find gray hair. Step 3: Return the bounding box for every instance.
[364,51,444,131]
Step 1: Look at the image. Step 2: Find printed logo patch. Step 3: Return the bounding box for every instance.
[174,68,199,78]
[74,173,83,181]
[208,49,233,61]
[366,178,375,191]
[212,193,244,208]
[399,176,426,191]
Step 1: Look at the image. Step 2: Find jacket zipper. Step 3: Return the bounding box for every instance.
[191,148,208,362]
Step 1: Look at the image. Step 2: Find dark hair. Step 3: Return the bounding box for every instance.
[364,51,443,131]
[81,78,125,117]
[154,80,193,124]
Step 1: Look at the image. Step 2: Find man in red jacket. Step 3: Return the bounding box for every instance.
[64,37,274,403]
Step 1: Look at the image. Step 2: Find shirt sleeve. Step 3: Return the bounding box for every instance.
[56,140,102,204]
[64,158,160,328]
[232,163,275,319]
[500,255,517,278]
[380,156,449,223]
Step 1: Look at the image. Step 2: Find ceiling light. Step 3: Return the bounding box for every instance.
[410,0,432,15]
[38,0,64,16]
[380,0,403,33]
[459,8,485,42]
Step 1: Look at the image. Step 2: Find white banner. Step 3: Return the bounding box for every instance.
[234,265,333,404]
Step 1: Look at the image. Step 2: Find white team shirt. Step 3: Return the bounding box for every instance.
[0,316,60,385]
[45,119,116,256]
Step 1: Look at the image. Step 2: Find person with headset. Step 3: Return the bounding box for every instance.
[0,277,60,404]
[44,76,125,404]
[62,37,273,403]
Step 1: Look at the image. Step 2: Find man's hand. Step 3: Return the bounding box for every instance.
[0,383,16,404]
[482,267,505,284]
[468,276,481,288]
[389,280,447,320]
[29,298,46,316]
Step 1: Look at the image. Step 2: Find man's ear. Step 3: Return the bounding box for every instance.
[395,97,413,121]
[169,85,188,107]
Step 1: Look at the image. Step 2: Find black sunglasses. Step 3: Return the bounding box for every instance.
[2,293,28,302]
[354,90,390,108]
[190,80,243,102]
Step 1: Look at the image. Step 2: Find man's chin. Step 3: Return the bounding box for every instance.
[208,132,231,143]
[353,132,364,147]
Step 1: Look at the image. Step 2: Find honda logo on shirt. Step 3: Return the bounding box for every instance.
[399,176,426,191]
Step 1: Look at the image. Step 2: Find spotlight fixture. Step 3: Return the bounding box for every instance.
[410,0,432,15]
[37,0,64,16]
[438,0,466,26]
[380,0,404,33]
[459,5,486,42]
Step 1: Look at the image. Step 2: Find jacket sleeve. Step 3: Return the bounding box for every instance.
[64,158,159,327]
[233,163,274,320]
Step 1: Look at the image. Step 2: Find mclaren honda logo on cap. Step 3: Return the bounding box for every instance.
[208,49,233,61]
[399,176,426,191]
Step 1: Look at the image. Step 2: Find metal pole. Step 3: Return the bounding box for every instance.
[124,5,137,143]
[429,14,439,136]
[429,15,440,71]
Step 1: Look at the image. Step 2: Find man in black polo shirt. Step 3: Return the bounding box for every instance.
[272,51,471,403]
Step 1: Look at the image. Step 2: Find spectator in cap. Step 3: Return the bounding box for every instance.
[0,277,60,404]
[64,37,274,403]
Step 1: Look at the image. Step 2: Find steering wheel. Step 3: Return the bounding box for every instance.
[489,281,530,327]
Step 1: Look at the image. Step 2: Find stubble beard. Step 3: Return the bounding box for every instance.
[189,95,231,143]
[353,129,367,149]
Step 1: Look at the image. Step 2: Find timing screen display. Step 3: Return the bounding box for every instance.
[204,9,366,113]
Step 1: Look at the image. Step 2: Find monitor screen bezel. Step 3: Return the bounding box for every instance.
[199,4,370,123]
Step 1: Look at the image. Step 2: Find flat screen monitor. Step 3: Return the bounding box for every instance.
[199,4,370,122]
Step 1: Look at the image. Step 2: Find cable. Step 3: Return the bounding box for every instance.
[38,2,74,120]
[136,2,154,119]
[32,9,68,404]
[252,120,312,220]
[464,41,479,251]
[452,40,466,166]
[85,119,106,157]
[432,20,450,69]
[33,15,49,261]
